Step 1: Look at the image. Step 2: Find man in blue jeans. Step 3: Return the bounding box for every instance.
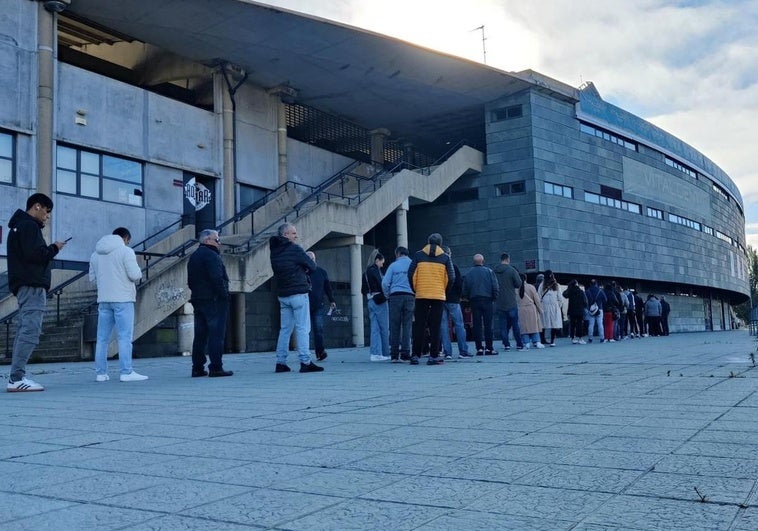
[187,229,233,377]
[89,227,147,382]
[270,223,323,373]
[6,193,67,392]
[493,253,523,351]
[439,246,471,359]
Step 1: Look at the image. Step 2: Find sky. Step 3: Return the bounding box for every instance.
[258,0,758,246]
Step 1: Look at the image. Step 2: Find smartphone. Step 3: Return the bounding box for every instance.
[64,237,73,242]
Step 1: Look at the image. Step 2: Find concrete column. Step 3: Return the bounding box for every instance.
[396,199,409,249]
[37,2,56,240]
[350,239,365,347]
[177,303,194,356]
[214,70,236,223]
[276,99,287,186]
[369,128,390,166]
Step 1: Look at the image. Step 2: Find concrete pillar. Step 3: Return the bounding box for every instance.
[396,199,409,249]
[37,2,56,240]
[231,293,246,352]
[350,239,365,347]
[177,303,194,356]
[214,70,236,223]
[276,99,287,186]
[369,128,390,166]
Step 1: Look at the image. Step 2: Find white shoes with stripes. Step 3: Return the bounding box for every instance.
[7,377,44,392]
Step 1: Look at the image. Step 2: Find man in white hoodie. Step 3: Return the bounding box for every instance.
[89,227,148,382]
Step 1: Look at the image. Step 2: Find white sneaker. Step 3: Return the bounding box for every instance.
[571,339,579,344]
[7,377,44,392]
[120,371,149,382]
[534,342,545,349]
[578,339,587,345]
[95,374,110,382]
[370,355,391,362]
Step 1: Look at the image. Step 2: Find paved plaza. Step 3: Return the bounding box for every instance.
[2,331,758,530]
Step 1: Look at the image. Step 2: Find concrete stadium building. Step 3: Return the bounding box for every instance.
[0,0,748,361]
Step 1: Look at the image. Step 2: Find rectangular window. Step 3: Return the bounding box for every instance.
[584,191,640,214]
[544,181,573,199]
[715,230,733,245]
[665,156,698,178]
[491,104,523,122]
[496,181,526,196]
[712,183,729,201]
[703,225,713,236]
[647,207,664,220]
[56,145,144,206]
[0,130,14,184]
[579,122,637,151]
[670,213,701,231]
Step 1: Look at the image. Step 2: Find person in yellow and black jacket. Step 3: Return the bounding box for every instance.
[406,233,454,366]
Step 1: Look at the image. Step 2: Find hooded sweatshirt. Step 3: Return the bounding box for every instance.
[7,209,59,295]
[89,234,142,303]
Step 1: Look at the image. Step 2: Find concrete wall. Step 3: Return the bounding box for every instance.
[287,139,354,188]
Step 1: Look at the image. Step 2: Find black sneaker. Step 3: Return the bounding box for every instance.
[459,352,473,358]
[504,345,511,351]
[316,351,328,362]
[400,352,411,362]
[427,356,443,366]
[476,350,484,356]
[300,362,324,373]
[485,349,498,356]
[275,363,291,373]
[409,356,419,365]
[191,369,208,377]
[208,370,234,377]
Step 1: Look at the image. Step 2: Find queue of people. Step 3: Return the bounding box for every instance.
[5,200,675,392]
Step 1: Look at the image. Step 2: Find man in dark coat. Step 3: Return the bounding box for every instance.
[6,193,66,392]
[660,296,671,336]
[187,229,232,378]
[306,251,336,362]
[270,223,323,373]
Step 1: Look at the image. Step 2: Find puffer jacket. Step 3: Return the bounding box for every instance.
[89,234,142,302]
[269,235,316,297]
[407,243,454,300]
[7,209,59,295]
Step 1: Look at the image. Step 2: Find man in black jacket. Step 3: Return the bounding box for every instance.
[187,229,232,377]
[306,251,336,362]
[270,223,323,373]
[440,246,471,359]
[6,193,67,392]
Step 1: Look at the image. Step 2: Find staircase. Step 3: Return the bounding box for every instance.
[1,145,483,361]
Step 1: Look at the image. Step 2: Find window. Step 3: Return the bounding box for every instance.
[579,122,637,151]
[647,207,664,220]
[584,191,641,214]
[544,182,573,198]
[669,213,701,231]
[491,104,523,122]
[712,183,729,202]
[56,145,143,206]
[496,181,526,196]
[0,130,14,184]
[703,225,713,236]
[715,230,733,245]
[665,156,697,178]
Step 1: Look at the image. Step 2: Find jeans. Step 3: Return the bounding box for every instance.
[470,297,494,351]
[368,298,390,357]
[192,298,229,372]
[412,299,444,357]
[310,305,326,355]
[388,294,414,357]
[10,286,46,382]
[440,302,468,356]
[587,312,604,339]
[521,332,541,346]
[496,307,523,348]
[276,293,312,364]
[95,302,136,375]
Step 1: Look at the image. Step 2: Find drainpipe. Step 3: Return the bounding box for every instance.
[37,0,67,240]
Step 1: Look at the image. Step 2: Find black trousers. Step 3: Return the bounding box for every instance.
[412,299,444,357]
[191,299,229,372]
[469,297,494,351]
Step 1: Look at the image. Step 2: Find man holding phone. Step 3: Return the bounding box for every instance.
[6,193,67,392]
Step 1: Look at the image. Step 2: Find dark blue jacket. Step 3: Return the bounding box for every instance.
[308,266,334,311]
[269,235,316,297]
[7,209,59,295]
[187,244,229,302]
[445,264,463,304]
[585,285,607,310]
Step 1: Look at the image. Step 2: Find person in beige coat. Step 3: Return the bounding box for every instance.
[516,273,544,349]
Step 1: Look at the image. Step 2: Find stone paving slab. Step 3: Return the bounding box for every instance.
[2,330,758,529]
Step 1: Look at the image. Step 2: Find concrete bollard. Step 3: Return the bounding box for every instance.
[177,303,194,356]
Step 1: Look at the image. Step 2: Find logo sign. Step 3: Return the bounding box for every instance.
[184,177,211,211]
[524,259,536,270]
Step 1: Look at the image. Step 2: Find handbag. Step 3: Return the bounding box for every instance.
[372,292,387,305]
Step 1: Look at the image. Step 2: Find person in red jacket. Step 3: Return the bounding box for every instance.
[407,233,454,366]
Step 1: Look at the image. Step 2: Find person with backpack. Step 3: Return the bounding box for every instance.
[585,279,607,343]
